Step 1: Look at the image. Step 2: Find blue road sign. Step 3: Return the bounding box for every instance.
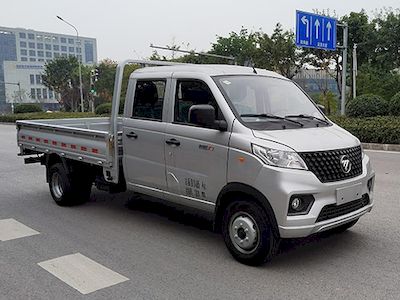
[296,10,337,51]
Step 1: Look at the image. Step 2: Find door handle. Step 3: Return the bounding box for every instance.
[165,138,180,146]
[126,132,138,139]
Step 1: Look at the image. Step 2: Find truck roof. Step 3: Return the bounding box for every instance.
[133,64,286,79]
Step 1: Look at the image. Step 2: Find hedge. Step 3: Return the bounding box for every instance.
[330,116,400,144]
[95,102,124,115]
[389,92,400,116]
[346,94,389,117]
[14,103,42,114]
[0,112,96,123]
[95,103,112,115]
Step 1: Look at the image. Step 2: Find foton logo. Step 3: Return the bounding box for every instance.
[340,155,352,174]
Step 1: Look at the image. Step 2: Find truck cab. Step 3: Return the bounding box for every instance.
[120,64,375,264]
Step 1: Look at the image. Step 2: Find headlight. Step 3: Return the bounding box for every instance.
[252,144,308,170]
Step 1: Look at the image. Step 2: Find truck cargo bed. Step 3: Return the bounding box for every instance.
[16,117,123,168]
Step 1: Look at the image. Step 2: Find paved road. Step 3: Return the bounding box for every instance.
[0,124,399,299]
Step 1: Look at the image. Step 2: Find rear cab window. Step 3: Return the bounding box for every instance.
[132,80,166,121]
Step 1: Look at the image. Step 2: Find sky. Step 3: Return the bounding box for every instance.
[1,0,398,62]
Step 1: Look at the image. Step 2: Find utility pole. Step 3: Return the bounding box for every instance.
[338,23,348,116]
[57,15,84,112]
[89,68,99,113]
[352,44,357,99]
[89,70,94,113]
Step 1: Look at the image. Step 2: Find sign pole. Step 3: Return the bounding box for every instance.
[352,44,357,99]
[340,23,348,115]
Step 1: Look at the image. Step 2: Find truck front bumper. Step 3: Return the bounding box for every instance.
[254,154,375,238]
[278,201,373,238]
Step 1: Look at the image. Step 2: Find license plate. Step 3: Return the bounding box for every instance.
[336,183,363,205]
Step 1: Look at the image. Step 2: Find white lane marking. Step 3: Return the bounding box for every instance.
[365,149,400,155]
[0,218,40,241]
[38,253,129,295]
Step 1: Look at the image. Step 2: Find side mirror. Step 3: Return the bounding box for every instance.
[317,104,326,114]
[189,104,227,131]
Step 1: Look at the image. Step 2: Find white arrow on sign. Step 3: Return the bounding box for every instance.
[301,16,309,38]
[315,19,320,39]
[326,22,332,41]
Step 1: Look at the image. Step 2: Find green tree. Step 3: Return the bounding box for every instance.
[42,57,82,111]
[207,25,302,76]
[210,28,258,65]
[374,9,400,71]
[342,11,377,68]
[94,59,117,103]
[356,64,400,101]
[269,24,303,78]
[300,45,340,114]
[88,60,140,112]
[311,91,339,115]
[149,50,167,61]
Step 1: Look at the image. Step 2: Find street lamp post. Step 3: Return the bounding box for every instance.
[56,15,84,112]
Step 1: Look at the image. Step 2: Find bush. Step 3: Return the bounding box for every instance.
[95,102,124,115]
[14,103,42,114]
[95,103,112,115]
[330,116,400,144]
[389,92,400,116]
[346,94,389,117]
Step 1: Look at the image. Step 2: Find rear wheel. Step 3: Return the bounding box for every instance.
[48,163,92,206]
[221,200,279,266]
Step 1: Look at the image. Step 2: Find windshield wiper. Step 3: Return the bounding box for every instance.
[240,114,304,127]
[285,114,329,125]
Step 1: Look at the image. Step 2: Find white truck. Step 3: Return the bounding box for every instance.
[17,60,375,265]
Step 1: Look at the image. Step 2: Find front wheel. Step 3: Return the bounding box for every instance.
[48,163,92,206]
[222,200,279,266]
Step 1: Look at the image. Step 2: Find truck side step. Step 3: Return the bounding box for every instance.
[95,176,126,194]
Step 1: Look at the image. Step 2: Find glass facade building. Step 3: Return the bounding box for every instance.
[0,29,18,111]
[0,26,97,112]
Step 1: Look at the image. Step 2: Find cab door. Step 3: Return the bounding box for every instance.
[164,77,231,211]
[123,75,171,198]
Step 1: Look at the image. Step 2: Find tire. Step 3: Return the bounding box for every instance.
[221,200,279,266]
[48,163,92,206]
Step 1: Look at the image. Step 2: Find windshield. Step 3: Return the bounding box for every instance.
[214,75,325,122]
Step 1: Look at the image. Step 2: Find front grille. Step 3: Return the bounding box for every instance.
[316,194,370,222]
[299,146,362,183]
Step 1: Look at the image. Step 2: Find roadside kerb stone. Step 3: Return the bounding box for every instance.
[362,143,400,152]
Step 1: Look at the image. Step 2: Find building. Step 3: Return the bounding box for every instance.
[293,69,340,97]
[3,61,60,110]
[0,26,97,112]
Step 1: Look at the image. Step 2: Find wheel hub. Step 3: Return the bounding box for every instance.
[51,172,63,199]
[230,213,259,253]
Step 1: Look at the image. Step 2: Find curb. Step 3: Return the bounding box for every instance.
[362,143,400,152]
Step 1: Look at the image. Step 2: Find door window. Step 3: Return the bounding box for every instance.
[132,80,166,121]
[174,80,223,125]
